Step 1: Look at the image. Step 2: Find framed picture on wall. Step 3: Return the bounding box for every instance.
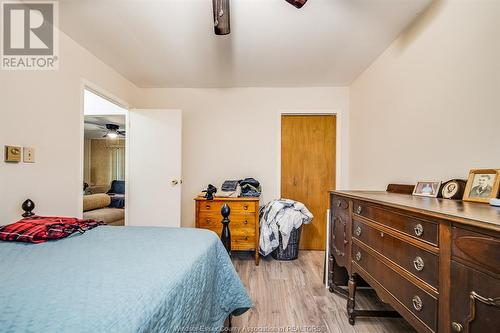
[463,169,500,203]
[413,181,442,198]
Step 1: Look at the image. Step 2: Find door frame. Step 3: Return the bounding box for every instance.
[276,109,345,198]
[78,79,130,222]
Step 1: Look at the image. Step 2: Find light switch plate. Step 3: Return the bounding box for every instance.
[23,147,35,163]
[5,145,22,162]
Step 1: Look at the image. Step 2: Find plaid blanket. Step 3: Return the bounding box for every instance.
[0,216,103,243]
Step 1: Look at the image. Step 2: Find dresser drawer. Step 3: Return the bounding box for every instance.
[353,219,438,288]
[198,200,256,213]
[352,243,438,332]
[353,200,438,246]
[198,212,256,235]
[452,226,500,276]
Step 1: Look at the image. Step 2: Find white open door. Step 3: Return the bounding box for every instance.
[127,109,182,227]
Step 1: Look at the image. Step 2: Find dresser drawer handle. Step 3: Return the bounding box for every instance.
[414,223,424,237]
[356,206,362,214]
[354,226,362,237]
[413,256,424,271]
[451,322,463,332]
[244,220,248,225]
[355,251,362,262]
[205,218,211,224]
[244,236,249,241]
[337,200,342,208]
[205,204,211,210]
[243,205,248,210]
[412,296,423,311]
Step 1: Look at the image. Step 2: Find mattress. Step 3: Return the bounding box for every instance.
[0,226,251,332]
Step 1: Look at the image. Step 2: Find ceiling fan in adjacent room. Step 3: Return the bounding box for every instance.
[85,121,126,139]
[212,0,308,35]
[102,124,125,139]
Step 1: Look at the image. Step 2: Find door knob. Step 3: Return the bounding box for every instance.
[171,180,179,186]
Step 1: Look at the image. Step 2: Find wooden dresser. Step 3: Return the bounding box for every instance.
[329,191,500,333]
[195,197,260,265]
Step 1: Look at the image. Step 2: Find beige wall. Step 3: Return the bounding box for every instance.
[136,87,349,227]
[349,0,500,189]
[0,31,137,223]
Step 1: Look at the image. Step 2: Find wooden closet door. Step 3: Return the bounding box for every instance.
[281,115,336,250]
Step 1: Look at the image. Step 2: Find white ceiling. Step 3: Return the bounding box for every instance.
[59,0,432,88]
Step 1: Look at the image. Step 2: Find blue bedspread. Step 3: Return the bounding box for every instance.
[0,227,251,333]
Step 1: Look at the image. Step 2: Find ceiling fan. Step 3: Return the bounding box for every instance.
[102,124,125,139]
[85,122,126,139]
[213,0,308,35]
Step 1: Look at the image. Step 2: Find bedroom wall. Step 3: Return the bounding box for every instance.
[135,87,349,227]
[349,0,500,189]
[0,31,137,224]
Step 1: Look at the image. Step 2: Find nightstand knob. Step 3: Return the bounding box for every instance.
[243,205,248,210]
[205,218,211,224]
[244,220,248,224]
[205,204,211,209]
[244,236,248,240]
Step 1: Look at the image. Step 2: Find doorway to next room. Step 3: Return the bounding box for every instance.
[82,89,128,226]
[281,114,336,250]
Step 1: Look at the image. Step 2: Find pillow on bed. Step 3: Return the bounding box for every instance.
[83,194,111,212]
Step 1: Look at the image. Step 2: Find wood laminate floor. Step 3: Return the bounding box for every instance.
[232,251,416,333]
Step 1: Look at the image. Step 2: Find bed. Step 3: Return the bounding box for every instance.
[0,226,251,332]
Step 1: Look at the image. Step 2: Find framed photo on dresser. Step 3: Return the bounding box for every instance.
[463,169,500,203]
[413,181,441,197]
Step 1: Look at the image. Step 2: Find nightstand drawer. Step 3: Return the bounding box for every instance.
[198,200,256,213]
[232,234,256,250]
[198,212,256,236]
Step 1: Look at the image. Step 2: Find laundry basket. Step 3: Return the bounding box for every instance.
[271,226,303,261]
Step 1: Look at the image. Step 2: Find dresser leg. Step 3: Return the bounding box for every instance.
[255,250,260,266]
[346,273,401,325]
[347,275,357,325]
[328,257,349,299]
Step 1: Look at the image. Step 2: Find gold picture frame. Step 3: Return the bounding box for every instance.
[463,169,500,203]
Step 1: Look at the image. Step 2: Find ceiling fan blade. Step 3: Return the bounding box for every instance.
[85,121,106,128]
[285,0,308,9]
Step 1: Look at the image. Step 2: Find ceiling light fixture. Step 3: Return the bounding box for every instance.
[285,0,308,9]
[103,124,125,139]
[212,0,308,36]
[213,0,230,35]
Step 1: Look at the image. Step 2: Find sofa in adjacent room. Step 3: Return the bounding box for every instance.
[83,193,124,226]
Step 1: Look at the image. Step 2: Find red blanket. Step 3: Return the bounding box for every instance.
[0,216,103,243]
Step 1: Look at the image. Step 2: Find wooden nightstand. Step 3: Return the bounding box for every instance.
[195,197,260,265]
